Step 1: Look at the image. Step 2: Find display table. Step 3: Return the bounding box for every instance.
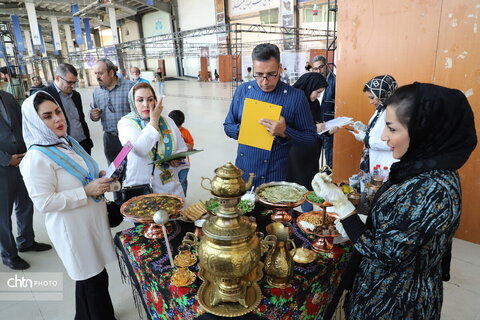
[114,210,351,320]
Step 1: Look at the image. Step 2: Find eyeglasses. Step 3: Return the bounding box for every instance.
[253,72,279,81]
[312,65,326,71]
[59,76,79,86]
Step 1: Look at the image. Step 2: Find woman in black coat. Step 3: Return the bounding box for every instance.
[287,72,337,211]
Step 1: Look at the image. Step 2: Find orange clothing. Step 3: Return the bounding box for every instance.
[180,127,194,165]
[180,127,194,147]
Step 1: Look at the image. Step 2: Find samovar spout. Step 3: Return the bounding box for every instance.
[245,173,256,191]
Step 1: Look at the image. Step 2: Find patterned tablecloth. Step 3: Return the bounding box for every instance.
[114,210,352,320]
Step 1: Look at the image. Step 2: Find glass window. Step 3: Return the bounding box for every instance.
[260,8,279,24]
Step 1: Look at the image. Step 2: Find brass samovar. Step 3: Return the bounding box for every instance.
[186,162,264,317]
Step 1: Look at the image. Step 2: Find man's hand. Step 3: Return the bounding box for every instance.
[90,108,102,121]
[259,116,287,138]
[9,153,25,167]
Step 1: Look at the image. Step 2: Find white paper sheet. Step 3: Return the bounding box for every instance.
[318,116,353,135]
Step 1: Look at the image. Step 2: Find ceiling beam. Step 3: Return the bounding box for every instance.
[128,0,171,13]
[0,8,101,20]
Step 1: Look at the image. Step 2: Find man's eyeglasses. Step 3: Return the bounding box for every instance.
[253,73,279,81]
[59,76,79,86]
[312,65,326,71]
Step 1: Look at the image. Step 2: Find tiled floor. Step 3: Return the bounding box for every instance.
[1,79,479,319]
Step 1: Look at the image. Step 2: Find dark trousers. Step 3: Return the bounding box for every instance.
[75,268,116,320]
[322,134,334,168]
[0,166,34,259]
[103,132,123,165]
[103,132,123,202]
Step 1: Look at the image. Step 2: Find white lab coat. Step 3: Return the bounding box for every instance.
[366,109,398,173]
[118,116,188,198]
[20,148,116,281]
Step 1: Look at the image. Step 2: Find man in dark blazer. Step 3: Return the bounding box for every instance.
[43,63,94,154]
[0,90,52,270]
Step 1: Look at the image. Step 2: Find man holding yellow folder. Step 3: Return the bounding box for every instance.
[224,43,317,187]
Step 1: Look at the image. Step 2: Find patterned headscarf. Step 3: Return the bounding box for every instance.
[365,74,398,107]
[126,82,158,123]
[22,91,71,149]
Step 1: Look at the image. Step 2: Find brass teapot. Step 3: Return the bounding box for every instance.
[201,162,255,198]
[263,222,296,288]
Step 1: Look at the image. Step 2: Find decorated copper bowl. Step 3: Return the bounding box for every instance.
[255,181,307,209]
[120,193,184,224]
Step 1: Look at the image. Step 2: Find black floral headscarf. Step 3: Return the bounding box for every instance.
[388,82,477,184]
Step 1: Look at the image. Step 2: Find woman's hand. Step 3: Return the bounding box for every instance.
[316,122,326,133]
[328,126,340,134]
[149,98,164,130]
[168,159,184,167]
[84,177,113,197]
[311,172,356,219]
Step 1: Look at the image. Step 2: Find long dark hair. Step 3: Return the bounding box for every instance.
[33,91,58,112]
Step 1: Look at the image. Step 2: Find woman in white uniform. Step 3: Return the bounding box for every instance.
[350,75,398,174]
[118,82,187,199]
[20,91,117,320]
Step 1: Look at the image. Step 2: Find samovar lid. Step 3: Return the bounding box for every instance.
[214,161,244,179]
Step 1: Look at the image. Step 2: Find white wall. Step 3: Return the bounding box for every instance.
[177,0,216,30]
[177,0,216,77]
[120,20,140,42]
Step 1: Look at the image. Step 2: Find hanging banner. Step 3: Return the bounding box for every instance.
[281,0,295,27]
[24,30,34,56]
[108,6,119,44]
[25,2,41,45]
[0,38,4,58]
[71,4,84,45]
[51,32,59,55]
[11,15,25,53]
[281,0,295,50]
[64,25,75,53]
[83,18,93,49]
[50,17,62,52]
[38,24,46,56]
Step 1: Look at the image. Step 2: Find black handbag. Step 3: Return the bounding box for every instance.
[106,200,123,228]
[121,184,153,203]
[120,143,156,203]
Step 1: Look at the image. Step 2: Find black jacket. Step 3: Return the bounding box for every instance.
[0,90,27,167]
[42,85,93,150]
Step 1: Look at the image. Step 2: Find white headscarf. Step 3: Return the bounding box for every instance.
[22,91,70,149]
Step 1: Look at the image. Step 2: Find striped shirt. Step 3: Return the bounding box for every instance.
[224,80,317,187]
[90,77,134,134]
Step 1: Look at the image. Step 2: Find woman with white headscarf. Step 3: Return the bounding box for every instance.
[19,91,117,320]
[118,82,187,199]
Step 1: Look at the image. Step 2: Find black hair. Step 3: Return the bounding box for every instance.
[33,91,57,112]
[384,84,416,128]
[168,110,185,127]
[0,66,17,78]
[251,44,280,63]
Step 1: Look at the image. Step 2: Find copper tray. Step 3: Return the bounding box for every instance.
[255,181,307,223]
[120,193,184,239]
[296,211,340,254]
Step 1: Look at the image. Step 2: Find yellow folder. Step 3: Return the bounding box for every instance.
[238,98,283,151]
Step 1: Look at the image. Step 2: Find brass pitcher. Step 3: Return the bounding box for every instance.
[263,222,296,288]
